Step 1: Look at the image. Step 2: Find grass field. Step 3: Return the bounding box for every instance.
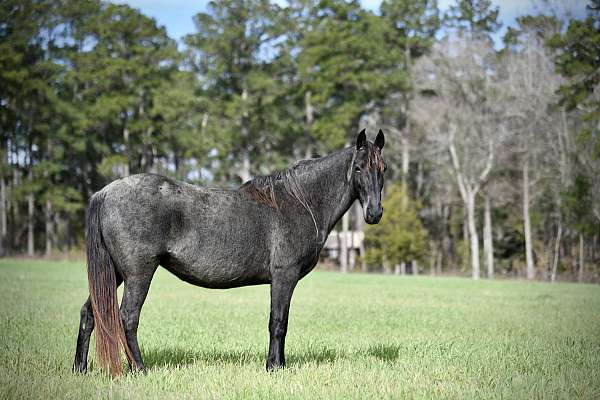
[0,259,599,399]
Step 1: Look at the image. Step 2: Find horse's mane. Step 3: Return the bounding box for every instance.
[240,159,326,237]
[242,145,382,212]
[241,161,310,210]
[241,172,280,209]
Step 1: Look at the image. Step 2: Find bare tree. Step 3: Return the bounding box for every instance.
[500,22,565,279]
[414,36,509,279]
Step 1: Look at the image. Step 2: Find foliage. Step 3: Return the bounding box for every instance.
[548,0,599,155]
[549,0,600,228]
[562,174,597,236]
[0,0,598,282]
[445,0,501,37]
[380,0,440,59]
[184,0,289,182]
[549,1,600,118]
[364,184,427,268]
[298,0,408,149]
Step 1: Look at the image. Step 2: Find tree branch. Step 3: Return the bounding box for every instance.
[447,125,468,203]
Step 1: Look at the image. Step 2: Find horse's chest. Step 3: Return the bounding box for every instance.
[273,232,323,274]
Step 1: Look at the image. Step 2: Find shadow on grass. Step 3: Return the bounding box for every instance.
[143,346,348,369]
[143,347,262,369]
[143,343,401,369]
[363,344,402,362]
[288,346,346,366]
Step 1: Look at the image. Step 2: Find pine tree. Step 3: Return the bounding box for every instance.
[380,0,440,190]
[548,1,600,281]
[548,0,600,153]
[446,0,501,39]
[297,0,408,150]
[364,184,427,272]
[185,0,287,184]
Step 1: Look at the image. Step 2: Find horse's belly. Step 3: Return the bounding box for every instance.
[159,236,271,289]
[160,258,270,288]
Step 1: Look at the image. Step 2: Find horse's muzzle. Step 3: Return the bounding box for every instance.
[364,205,383,224]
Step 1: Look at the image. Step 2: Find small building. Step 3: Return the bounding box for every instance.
[322,231,364,269]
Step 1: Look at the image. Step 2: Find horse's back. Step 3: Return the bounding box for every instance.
[96,174,273,287]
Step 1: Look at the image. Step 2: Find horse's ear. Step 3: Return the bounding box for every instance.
[375,129,385,150]
[356,129,367,150]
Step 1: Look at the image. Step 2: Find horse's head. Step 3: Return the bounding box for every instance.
[352,129,386,224]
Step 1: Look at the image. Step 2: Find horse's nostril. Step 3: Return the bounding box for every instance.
[371,210,382,222]
[365,206,383,223]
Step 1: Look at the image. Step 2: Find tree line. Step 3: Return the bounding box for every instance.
[1,0,599,282]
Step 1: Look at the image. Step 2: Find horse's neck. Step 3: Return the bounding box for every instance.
[294,148,356,238]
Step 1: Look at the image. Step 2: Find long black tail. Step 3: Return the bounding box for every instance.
[86,191,133,376]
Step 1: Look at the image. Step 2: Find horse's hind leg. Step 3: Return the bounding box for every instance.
[73,297,94,373]
[120,272,155,372]
[73,275,123,373]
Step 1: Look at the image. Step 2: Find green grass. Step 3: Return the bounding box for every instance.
[0,259,599,399]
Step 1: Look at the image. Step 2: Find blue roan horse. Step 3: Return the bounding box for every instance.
[73,129,386,375]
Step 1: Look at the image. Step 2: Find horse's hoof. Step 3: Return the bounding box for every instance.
[134,366,147,375]
[266,362,284,372]
[72,363,87,374]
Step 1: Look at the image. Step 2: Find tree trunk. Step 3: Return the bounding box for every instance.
[483,194,494,279]
[401,49,412,191]
[239,151,251,183]
[238,86,251,183]
[304,90,314,159]
[45,199,54,257]
[304,145,313,160]
[412,260,419,276]
[400,261,406,276]
[578,233,585,283]
[0,135,6,255]
[463,206,470,273]
[382,255,391,274]
[354,203,366,272]
[0,175,6,256]
[467,192,480,280]
[340,211,349,273]
[442,204,453,274]
[123,125,130,177]
[436,245,443,276]
[27,195,34,256]
[53,212,61,253]
[349,228,356,271]
[429,242,437,276]
[139,102,154,173]
[394,264,400,275]
[523,159,535,280]
[447,132,493,280]
[11,148,19,251]
[27,143,34,257]
[45,140,53,257]
[66,218,74,251]
[416,160,424,200]
[401,135,409,190]
[141,128,153,173]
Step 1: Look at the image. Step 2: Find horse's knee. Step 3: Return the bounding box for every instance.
[269,318,287,338]
[120,309,140,334]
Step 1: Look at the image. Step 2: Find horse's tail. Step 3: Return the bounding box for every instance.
[86,191,133,376]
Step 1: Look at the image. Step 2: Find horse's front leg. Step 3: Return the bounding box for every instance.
[266,269,299,371]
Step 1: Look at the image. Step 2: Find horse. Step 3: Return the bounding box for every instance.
[73,129,386,376]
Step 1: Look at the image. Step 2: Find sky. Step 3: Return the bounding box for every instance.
[110,0,589,48]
